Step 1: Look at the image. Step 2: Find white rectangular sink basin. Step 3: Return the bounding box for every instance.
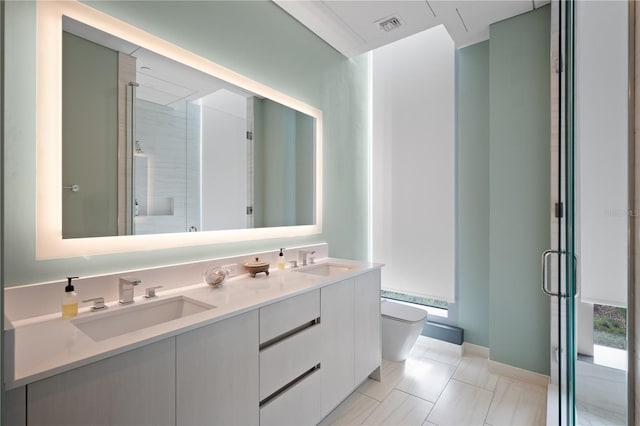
[72,296,215,342]
[294,263,353,277]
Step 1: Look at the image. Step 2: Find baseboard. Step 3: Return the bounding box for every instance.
[422,321,463,345]
[488,359,550,388]
[546,383,559,426]
[463,342,489,358]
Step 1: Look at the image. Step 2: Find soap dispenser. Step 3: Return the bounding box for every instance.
[62,276,79,318]
[278,248,286,270]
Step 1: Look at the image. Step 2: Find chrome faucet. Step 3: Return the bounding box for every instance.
[298,250,317,266]
[83,297,107,311]
[144,286,163,299]
[299,250,313,267]
[119,277,141,305]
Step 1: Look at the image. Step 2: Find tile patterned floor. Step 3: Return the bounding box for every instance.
[320,336,547,426]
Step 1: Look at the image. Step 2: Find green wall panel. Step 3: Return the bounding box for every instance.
[489,6,551,374]
[62,32,119,239]
[456,40,490,347]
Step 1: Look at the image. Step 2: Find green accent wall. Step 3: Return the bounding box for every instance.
[259,99,297,227]
[489,6,551,374]
[62,32,119,239]
[456,40,490,347]
[253,97,315,228]
[252,99,314,228]
[3,1,369,286]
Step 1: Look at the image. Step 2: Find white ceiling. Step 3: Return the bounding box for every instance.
[274,0,550,57]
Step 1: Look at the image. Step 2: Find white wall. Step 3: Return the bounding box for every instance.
[372,25,456,302]
[575,0,628,307]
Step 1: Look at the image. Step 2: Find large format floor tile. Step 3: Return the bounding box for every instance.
[452,355,499,391]
[358,359,406,401]
[426,379,493,426]
[395,356,456,403]
[416,337,463,367]
[485,376,547,426]
[320,391,379,426]
[362,389,433,426]
[321,335,550,426]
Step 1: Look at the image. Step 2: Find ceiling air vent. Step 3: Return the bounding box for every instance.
[378,16,402,32]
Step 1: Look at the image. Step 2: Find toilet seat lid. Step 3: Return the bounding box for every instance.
[381,299,428,323]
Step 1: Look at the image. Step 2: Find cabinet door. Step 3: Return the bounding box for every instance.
[176,310,259,426]
[320,278,355,417]
[6,386,26,426]
[27,338,175,426]
[354,269,382,383]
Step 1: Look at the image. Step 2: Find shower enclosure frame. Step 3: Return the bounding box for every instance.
[546,1,637,424]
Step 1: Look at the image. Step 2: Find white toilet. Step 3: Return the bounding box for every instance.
[381,299,429,362]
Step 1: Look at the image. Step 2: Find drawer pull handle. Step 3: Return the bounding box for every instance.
[259,318,320,351]
[259,364,321,408]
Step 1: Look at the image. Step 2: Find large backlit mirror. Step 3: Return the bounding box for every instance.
[62,16,315,238]
[37,1,322,258]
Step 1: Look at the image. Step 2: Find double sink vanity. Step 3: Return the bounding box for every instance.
[5,1,381,423]
[5,252,382,426]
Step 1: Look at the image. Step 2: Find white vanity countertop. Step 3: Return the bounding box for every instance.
[7,258,381,389]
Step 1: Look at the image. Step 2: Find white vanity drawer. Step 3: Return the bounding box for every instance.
[259,289,320,344]
[260,367,321,426]
[259,323,321,400]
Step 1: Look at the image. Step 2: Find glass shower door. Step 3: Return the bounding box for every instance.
[545,0,576,424]
[560,1,576,424]
[549,1,632,424]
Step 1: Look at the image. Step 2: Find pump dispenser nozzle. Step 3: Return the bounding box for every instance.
[62,276,79,318]
[65,276,78,292]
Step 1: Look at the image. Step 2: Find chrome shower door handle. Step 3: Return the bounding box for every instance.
[541,249,562,297]
[541,249,577,298]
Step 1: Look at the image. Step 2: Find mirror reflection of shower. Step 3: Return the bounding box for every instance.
[130,89,251,235]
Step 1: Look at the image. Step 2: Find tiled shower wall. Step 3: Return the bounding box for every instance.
[133,99,201,235]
